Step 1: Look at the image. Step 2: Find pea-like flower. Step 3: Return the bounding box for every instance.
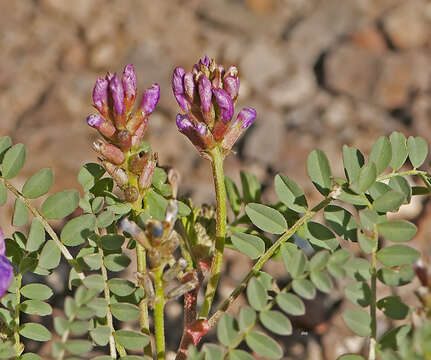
[172,57,256,156]
[0,227,13,298]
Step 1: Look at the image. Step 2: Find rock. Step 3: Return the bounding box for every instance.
[382,0,431,50]
[350,26,387,54]
[325,44,381,100]
[267,64,317,108]
[240,40,287,89]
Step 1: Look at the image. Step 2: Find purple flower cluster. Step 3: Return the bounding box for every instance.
[0,227,13,298]
[172,56,256,155]
[86,65,160,193]
[87,64,160,153]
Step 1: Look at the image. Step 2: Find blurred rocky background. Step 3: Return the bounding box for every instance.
[2,0,431,359]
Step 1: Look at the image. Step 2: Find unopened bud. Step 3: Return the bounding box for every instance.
[162,258,188,282]
[104,161,128,186]
[223,75,240,101]
[148,248,162,268]
[183,72,195,103]
[198,74,212,114]
[131,117,149,148]
[109,74,126,128]
[141,83,160,116]
[138,153,157,190]
[86,114,116,138]
[122,64,137,112]
[92,140,125,165]
[212,88,234,123]
[149,221,164,247]
[166,279,198,299]
[124,186,139,203]
[93,78,109,117]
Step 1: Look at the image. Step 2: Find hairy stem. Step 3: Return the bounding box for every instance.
[377,169,428,181]
[154,266,166,360]
[95,227,124,357]
[369,226,378,360]
[1,177,85,280]
[208,197,332,328]
[13,274,22,359]
[137,244,152,357]
[199,146,227,319]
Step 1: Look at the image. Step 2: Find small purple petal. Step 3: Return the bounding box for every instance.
[198,75,212,113]
[86,114,104,128]
[172,67,185,95]
[176,114,192,132]
[175,94,190,113]
[92,78,109,113]
[109,74,125,115]
[0,255,13,298]
[0,227,5,256]
[223,75,240,100]
[141,83,160,116]
[212,88,234,123]
[195,122,207,136]
[237,107,257,129]
[200,56,210,67]
[105,72,115,81]
[183,72,195,102]
[122,64,137,100]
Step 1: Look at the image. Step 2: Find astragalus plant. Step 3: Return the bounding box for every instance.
[0,57,431,360]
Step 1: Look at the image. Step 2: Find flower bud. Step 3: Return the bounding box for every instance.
[92,140,125,165]
[150,221,164,247]
[221,107,256,151]
[131,117,149,149]
[198,74,212,114]
[122,64,137,112]
[138,153,157,190]
[223,75,240,101]
[103,161,128,186]
[109,74,126,128]
[165,200,178,226]
[211,64,225,89]
[86,114,116,139]
[172,67,190,112]
[116,130,132,151]
[183,72,195,103]
[120,218,151,249]
[93,78,109,117]
[141,83,160,116]
[176,114,214,153]
[124,186,139,203]
[212,88,234,123]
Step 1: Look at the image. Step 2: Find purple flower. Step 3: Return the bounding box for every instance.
[237,107,256,128]
[0,227,13,298]
[176,114,212,152]
[223,75,240,101]
[198,75,212,113]
[122,64,137,102]
[212,88,234,123]
[183,72,195,102]
[86,114,103,127]
[172,67,190,112]
[141,83,160,116]
[86,114,116,138]
[92,78,109,114]
[109,74,125,116]
[199,56,210,67]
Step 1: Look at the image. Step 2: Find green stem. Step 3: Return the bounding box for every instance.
[377,169,428,181]
[199,146,227,319]
[369,226,378,360]
[95,227,125,357]
[137,244,152,357]
[13,274,22,359]
[154,266,166,360]
[1,177,85,280]
[208,197,332,328]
